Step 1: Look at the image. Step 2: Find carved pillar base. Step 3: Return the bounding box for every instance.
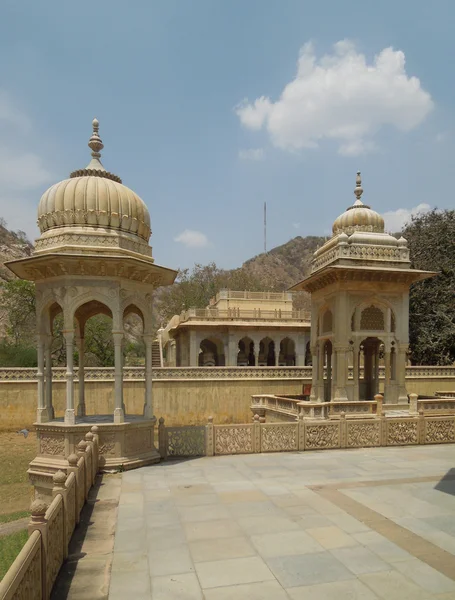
[64,409,75,425]
[36,407,52,423]
[114,407,125,424]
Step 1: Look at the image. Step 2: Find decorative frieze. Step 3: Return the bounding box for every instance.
[261,424,298,452]
[215,425,254,454]
[347,421,381,448]
[305,423,340,450]
[424,418,455,444]
[386,420,419,445]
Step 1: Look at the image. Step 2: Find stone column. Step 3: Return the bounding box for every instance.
[396,344,409,404]
[274,339,280,366]
[63,330,76,425]
[44,334,54,420]
[77,336,86,417]
[36,333,49,423]
[113,331,125,423]
[189,330,198,367]
[143,334,153,419]
[227,333,238,366]
[333,345,349,402]
[351,343,359,402]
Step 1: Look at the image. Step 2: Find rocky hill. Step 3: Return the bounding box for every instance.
[0,222,33,282]
[240,235,327,290]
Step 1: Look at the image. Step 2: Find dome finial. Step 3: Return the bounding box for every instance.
[354,171,363,204]
[88,117,104,160]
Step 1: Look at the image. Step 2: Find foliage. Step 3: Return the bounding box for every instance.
[154,262,267,325]
[0,280,36,345]
[0,341,37,367]
[404,209,455,365]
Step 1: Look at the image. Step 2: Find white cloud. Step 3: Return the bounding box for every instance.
[174,229,209,248]
[382,203,431,232]
[236,40,433,156]
[292,222,300,229]
[238,148,265,161]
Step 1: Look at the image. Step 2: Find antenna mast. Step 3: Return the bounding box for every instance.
[264,201,267,253]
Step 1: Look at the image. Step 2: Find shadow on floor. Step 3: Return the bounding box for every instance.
[51,476,117,600]
[435,468,455,497]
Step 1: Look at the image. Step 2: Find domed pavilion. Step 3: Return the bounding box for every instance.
[6,118,177,473]
[291,172,436,405]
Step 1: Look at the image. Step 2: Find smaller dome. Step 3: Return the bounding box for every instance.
[37,118,151,242]
[332,172,384,236]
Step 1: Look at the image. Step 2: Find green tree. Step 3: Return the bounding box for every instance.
[404,209,455,365]
[0,280,36,345]
[154,262,267,326]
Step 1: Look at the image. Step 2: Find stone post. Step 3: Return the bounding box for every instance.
[340,412,347,449]
[52,470,68,559]
[67,454,80,524]
[143,334,153,419]
[63,330,76,425]
[374,393,383,417]
[253,414,261,453]
[77,336,86,417]
[409,393,418,415]
[85,432,96,483]
[158,417,166,459]
[298,414,305,450]
[45,334,54,420]
[90,425,99,474]
[206,416,214,456]
[28,499,48,599]
[396,344,409,404]
[112,331,125,423]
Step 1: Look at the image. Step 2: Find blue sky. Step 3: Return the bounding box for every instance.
[0,0,454,271]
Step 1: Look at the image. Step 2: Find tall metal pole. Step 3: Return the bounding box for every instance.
[264,202,267,254]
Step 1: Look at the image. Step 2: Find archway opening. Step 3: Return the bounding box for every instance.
[199,337,224,366]
[280,337,296,366]
[259,337,275,366]
[305,341,312,366]
[358,337,384,400]
[123,304,145,367]
[238,337,254,366]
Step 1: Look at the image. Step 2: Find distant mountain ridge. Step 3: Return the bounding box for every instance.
[0,222,33,282]
[239,235,327,291]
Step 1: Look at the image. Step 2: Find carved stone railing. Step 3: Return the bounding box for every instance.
[180,307,310,322]
[2,365,455,383]
[157,412,455,459]
[0,429,99,600]
[417,397,455,414]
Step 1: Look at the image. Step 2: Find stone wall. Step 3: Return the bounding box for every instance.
[1,366,454,430]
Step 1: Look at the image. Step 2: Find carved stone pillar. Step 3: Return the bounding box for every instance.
[396,344,409,404]
[143,334,153,419]
[113,331,125,423]
[44,334,54,420]
[189,330,198,367]
[333,345,349,402]
[63,329,76,425]
[77,336,86,417]
[36,333,49,423]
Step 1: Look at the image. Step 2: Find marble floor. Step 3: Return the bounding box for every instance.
[109,445,455,599]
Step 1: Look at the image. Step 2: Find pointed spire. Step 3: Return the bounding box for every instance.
[88,118,104,160]
[354,171,364,204]
[70,117,122,182]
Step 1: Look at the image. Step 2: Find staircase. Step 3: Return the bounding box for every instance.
[152,340,162,368]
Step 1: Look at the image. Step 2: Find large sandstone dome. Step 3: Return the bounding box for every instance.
[35,119,153,257]
[332,172,384,236]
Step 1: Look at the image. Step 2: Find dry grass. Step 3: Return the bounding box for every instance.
[0,431,36,517]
